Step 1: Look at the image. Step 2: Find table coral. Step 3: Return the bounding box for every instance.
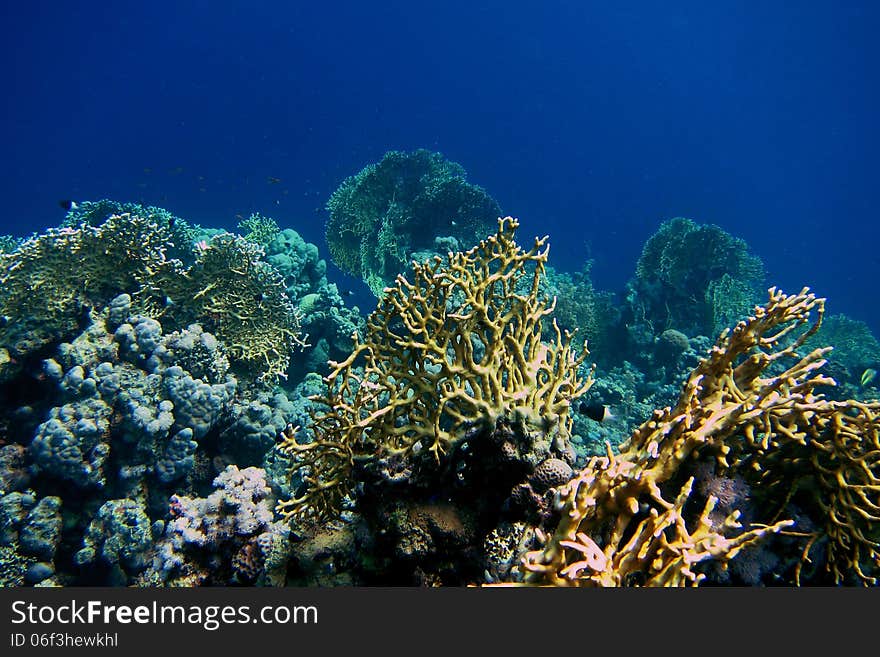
[629,216,765,338]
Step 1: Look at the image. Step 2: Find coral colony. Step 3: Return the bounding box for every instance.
[1,150,879,587]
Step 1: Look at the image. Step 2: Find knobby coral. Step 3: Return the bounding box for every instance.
[277,217,593,523]
[520,287,880,586]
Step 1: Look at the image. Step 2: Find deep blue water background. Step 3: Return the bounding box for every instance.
[2,1,878,336]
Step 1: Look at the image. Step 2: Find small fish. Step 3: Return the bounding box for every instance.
[78,304,93,324]
[0,315,9,328]
[58,200,78,211]
[861,368,877,387]
[267,176,282,185]
[344,290,355,297]
[168,217,176,228]
[579,401,614,423]
[254,292,265,302]
[450,220,458,227]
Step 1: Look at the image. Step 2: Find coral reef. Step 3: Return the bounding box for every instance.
[140,465,290,586]
[804,313,880,392]
[0,208,309,385]
[325,149,502,295]
[29,303,237,494]
[0,491,62,585]
[278,216,592,523]
[0,213,181,378]
[238,212,281,246]
[276,217,592,584]
[75,499,155,581]
[3,192,880,589]
[61,199,201,263]
[520,287,880,586]
[0,234,21,255]
[262,227,363,382]
[543,263,619,365]
[627,216,765,339]
[156,232,307,382]
[0,202,356,587]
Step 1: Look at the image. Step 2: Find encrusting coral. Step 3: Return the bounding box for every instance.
[277,217,594,526]
[519,287,880,586]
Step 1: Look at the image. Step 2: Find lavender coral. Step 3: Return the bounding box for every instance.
[142,465,290,586]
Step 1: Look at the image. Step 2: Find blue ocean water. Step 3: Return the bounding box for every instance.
[2,0,878,333]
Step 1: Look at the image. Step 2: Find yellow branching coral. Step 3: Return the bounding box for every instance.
[157,233,308,382]
[277,217,594,524]
[0,213,180,361]
[521,287,880,586]
[553,473,788,587]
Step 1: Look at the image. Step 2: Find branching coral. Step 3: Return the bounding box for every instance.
[520,287,880,586]
[544,263,618,365]
[0,235,20,255]
[61,199,200,263]
[158,233,307,382]
[0,213,180,362]
[238,212,281,246]
[277,217,593,524]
